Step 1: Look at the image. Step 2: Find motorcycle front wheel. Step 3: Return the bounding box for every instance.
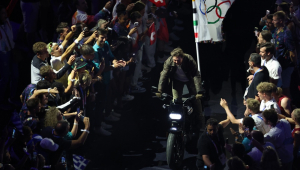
[166,133,184,170]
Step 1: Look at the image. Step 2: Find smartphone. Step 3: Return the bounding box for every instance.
[12,128,16,138]
[254,27,258,37]
[245,128,249,133]
[43,165,51,168]
[33,152,37,160]
[266,10,270,15]
[61,157,66,164]
[83,27,88,32]
[76,107,80,122]
[134,22,139,27]
[80,115,85,121]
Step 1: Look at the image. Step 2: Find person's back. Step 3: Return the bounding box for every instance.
[263,110,293,165]
[260,146,281,170]
[247,66,269,98]
[248,142,274,169]
[251,113,270,134]
[41,125,72,166]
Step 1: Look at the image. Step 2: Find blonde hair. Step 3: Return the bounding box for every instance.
[44,107,60,128]
[293,109,300,124]
[46,42,58,54]
[33,42,47,54]
[256,82,273,96]
[75,72,91,88]
[246,98,260,113]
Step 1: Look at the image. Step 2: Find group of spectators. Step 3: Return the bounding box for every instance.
[197,0,300,170]
[0,0,189,169]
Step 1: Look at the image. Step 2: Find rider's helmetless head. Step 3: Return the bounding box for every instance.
[171,48,184,66]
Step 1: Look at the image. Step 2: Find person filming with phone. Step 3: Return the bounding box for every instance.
[41,117,90,168]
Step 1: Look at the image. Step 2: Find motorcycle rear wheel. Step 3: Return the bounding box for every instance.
[166,133,184,170]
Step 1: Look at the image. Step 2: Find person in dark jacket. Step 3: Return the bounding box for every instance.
[157,47,204,127]
[245,53,269,99]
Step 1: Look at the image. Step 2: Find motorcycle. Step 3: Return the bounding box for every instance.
[152,87,196,170]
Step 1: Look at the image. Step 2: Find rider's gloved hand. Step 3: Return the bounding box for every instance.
[196,94,203,100]
[155,91,162,98]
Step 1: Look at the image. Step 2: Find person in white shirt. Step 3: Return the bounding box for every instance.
[247,130,275,168]
[220,98,271,134]
[262,109,293,169]
[257,82,281,114]
[47,29,84,87]
[259,42,282,86]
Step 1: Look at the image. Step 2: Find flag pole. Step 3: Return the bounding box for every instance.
[192,0,201,75]
[195,42,201,75]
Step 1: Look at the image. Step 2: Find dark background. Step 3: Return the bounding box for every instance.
[1,0,278,169]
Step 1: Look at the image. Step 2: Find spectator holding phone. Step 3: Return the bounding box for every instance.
[72,0,112,28]
[47,29,84,87]
[41,118,90,167]
[113,4,138,39]
[129,11,147,93]
[44,107,79,140]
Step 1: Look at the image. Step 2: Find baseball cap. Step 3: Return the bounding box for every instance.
[72,57,87,69]
[40,138,59,151]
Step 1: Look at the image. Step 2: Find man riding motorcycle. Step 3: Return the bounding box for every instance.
[156,47,205,129]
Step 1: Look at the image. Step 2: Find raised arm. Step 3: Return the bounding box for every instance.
[219,116,231,128]
[29,88,59,100]
[61,32,84,63]
[55,55,75,79]
[70,117,90,149]
[65,65,77,94]
[70,116,79,138]
[61,25,76,48]
[220,98,242,124]
[84,30,98,45]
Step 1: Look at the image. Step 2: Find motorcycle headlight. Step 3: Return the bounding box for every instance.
[169,113,182,120]
[170,127,177,131]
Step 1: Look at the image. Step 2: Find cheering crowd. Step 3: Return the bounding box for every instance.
[0,0,189,169]
[197,0,300,170]
[1,0,300,170]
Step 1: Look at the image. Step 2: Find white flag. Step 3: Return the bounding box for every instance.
[193,0,235,42]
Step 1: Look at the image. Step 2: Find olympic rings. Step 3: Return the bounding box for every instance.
[199,0,217,15]
[207,5,221,24]
[199,0,206,15]
[216,0,231,19]
[207,0,217,14]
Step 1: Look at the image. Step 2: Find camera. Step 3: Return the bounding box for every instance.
[134,22,139,27]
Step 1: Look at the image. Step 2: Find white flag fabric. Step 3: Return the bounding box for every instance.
[73,154,89,170]
[192,0,235,42]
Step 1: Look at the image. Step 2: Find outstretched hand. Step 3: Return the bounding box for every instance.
[220,98,228,108]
